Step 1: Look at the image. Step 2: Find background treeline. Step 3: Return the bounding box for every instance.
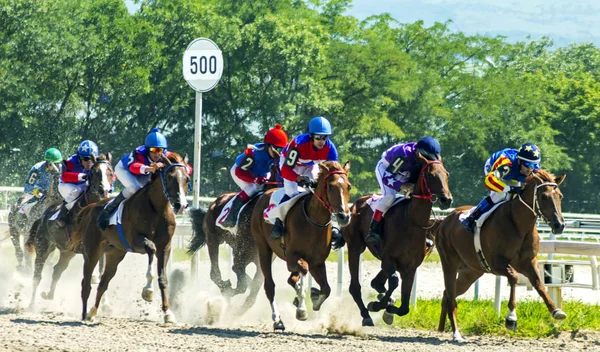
[1,0,599,212]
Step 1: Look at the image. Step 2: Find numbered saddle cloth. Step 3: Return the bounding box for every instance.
[366,193,406,216]
[215,193,262,235]
[263,188,310,225]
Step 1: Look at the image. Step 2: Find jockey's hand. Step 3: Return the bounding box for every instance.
[400,183,415,194]
[297,175,312,187]
[255,176,267,185]
[33,188,41,197]
[509,186,523,195]
[146,162,165,174]
[78,173,88,181]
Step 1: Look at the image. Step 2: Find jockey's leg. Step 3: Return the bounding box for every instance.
[97,192,126,230]
[270,177,298,240]
[222,166,257,228]
[366,161,396,247]
[98,160,144,230]
[56,183,83,228]
[460,195,495,233]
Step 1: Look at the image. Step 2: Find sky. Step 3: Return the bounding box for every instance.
[124,0,600,48]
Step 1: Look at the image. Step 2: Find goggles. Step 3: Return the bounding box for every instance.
[311,135,329,141]
[522,161,539,169]
[81,156,93,162]
[274,146,283,153]
[149,147,164,154]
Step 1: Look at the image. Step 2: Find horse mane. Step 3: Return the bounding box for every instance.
[526,169,555,184]
[316,161,344,179]
[165,151,184,163]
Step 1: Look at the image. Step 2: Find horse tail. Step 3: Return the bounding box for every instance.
[24,219,41,254]
[424,217,445,258]
[67,204,96,251]
[187,207,207,254]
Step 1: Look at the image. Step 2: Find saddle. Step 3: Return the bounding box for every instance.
[216,192,263,235]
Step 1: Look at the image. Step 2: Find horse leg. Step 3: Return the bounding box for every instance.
[438,246,463,341]
[499,264,520,331]
[41,250,76,300]
[156,243,176,323]
[287,272,307,321]
[308,263,331,312]
[241,259,263,310]
[370,270,388,294]
[231,245,252,295]
[389,267,417,318]
[10,225,25,272]
[520,261,566,320]
[28,242,55,310]
[258,244,284,330]
[139,237,157,302]
[82,247,102,321]
[92,253,106,284]
[207,235,232,295]
[367,260,397,314]
[348,245,373,326]
[87,250,126,321]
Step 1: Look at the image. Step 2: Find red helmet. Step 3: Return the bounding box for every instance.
[264,124,288,148]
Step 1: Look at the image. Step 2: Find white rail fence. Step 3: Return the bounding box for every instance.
[1,187,599,312]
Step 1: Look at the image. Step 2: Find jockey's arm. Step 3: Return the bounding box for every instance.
[484,159,511,193]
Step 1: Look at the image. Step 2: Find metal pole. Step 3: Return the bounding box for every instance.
[474,279,479,300]
[191,91,203,281]
[494,276,502,316]
[410,269,418,308]
[337,247,344,296]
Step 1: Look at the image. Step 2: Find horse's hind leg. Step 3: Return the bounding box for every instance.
[258,244,284,330]
[308,263,330,312]
[41,250,76,300]
[156,241,176,323]
[10,225,26,272]
[139,237,157,302]
[231,245,252,295]
[520,260,566,320]
[437,242,463,341]
[87,249,126,320]
[207,234,232,295]
[390,267,418,318]
[348,245,373,326]
[241,260,263,310]
[367,260,397,314]
[370,270,387,294]
[28,237,55,310]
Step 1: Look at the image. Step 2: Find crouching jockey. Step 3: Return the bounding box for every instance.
[461,142,541,233]
[365,137,442,248]
[97,128,172,230]
[56,141,99,227]
[19,148,63,217]
[270,116,339,240]
[220,124,289,228]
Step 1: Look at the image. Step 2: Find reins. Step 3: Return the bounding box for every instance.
[517,180,558,221]
[159,163,186,203]
[303,169,349,226]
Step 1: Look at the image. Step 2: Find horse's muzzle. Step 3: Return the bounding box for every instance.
[439,196,453,210]
[551,220,565,235]
[336,212,351,226]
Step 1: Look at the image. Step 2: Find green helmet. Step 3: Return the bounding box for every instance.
[44,148,62,163]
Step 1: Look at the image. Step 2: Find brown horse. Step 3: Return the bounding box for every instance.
[186,165,280,309]
[25,154,114,309]
[435,169,566,341]
[342,156,453,326]
[251,161,351,331]
[70,152,189,323]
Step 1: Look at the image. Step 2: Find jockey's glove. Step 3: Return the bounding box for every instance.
[297,175,313,188]
[255,176,266,184]
[33,188,41,197]
[78,173,88,181]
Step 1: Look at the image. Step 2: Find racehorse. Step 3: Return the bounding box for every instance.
[341,156,453,326]
[435,169,566,341]
[187,164,280,309]
[250,161,351,331]
[25,153,114,308]
[8,162,62,273]
[71,152,189,323]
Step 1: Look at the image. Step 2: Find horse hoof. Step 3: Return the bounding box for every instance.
[310,287,320,300]
[164,310,176,324]
[91,275,100,285]
[382,311,394,325]
[367,301,380,312]
[552,309,567,320]
[142,288,154,302]
[85,307,98,321]
[273,320,285,331]
[296,308,308,321]
[505,318,517,331]
[362,317,374,326]
[40,292,53,300]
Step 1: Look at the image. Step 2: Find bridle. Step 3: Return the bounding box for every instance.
[159,163,187,204]
[517,178,558,221]
[303,169,350,226]
[412,160,444,203]
[86,159,113,196]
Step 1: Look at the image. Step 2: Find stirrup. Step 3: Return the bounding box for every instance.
[270,220,284,240]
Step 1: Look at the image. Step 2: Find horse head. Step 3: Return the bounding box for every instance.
[160,152,190,215]
[316,161,352,226]
[413,154,453,209]
[88,153,114,199]
[522,170,566,234]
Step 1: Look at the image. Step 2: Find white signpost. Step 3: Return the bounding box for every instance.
[183,38,223,278]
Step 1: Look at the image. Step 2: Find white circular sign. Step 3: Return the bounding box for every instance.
[182,38,223,92]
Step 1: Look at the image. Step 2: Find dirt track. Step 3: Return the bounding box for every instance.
[1,247,599,351]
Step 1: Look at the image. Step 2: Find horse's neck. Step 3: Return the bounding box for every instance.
[408,178,432,227]
[147,177,169,212]
[308,184,331,224]
[508,187,538,233]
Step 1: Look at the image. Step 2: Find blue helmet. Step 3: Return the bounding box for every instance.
[77,140,99,158]
[308,116,332,135]
[517,143,541,168]
[145,128,168,148]
[416,136,441,160]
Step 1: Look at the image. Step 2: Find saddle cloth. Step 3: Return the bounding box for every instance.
[365,193,406,216]
[263,187,310,225]
[109,199,127,226]
[215,193,262,235]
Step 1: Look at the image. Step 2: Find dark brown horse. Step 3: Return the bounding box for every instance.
[8,162,62,273]
[186,165,280,309]
[70,152,189,323]
[251,161,351,331]
[25,154,114,308]
[435,169,566,341]
[342,156,453,326]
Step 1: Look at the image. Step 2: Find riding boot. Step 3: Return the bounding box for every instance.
[55,201,69,228]
[221,195,247,228]
[331,227,345,251]
[270,218,285,240]
[364,219,383,247]
[97,193,126,230]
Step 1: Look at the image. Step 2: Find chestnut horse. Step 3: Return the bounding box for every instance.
[251,161,351,331]
[187,164,280,309]
[70,152,189,323]
[435,169,566,341]
[342,156,453,326]
[26,153,113,308]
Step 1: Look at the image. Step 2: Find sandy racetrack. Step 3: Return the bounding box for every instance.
[1,242,599,351]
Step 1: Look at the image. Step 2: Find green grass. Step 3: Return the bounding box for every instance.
[388,298,600,337]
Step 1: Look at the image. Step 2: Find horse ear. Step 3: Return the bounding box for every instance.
[555,173,566,185]
[107,152,112,163]
[318,161,329,174]
[183,153,189,164]
[162,155,172,166]
[91,154,97,164]
[343,161,350,172]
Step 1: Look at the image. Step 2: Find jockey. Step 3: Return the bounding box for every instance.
[270,116,338,240]
[461,142,541,233]
[364,137,442,247]
[97,128,170,230]
[19,148,63,216]
[56,140,99,227]
[220,124,288,228]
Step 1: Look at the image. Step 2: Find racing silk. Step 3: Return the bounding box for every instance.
[61,154,89,184]
[24,161,53,194]
[484,148,527,192]
[120,146,166,176]
[380,142,421,187]
[234,143,276,183]
[280,133,338,182]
